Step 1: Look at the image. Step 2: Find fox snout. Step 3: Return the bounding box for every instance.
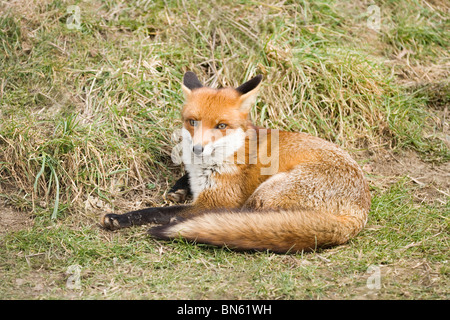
[190,125,223,156]
[192,144,204,155]
[181,127,215,158]
[181,126,246,165]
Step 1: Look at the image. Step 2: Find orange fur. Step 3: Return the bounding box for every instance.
[152,73,370,252]
[102,72,371,253]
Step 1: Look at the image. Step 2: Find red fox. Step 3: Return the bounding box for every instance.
[101,72,371,253]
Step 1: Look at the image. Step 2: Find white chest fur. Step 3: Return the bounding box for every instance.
[181,127,244,199]
[185,162,238,199]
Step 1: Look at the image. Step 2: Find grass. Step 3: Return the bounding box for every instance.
[0,0,448,299]
[1,180,448,299]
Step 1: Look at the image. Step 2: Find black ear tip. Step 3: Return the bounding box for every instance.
[184,71,196,78]
[236,74,263,95]
[183,71,203,90]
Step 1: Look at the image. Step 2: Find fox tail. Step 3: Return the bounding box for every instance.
[148,208,367,253]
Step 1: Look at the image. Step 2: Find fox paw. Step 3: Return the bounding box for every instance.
[167,189,188,203]
[100,213,122,230]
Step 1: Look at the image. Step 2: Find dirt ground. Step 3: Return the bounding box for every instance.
[361,148,449,204]
[0,200,33,235]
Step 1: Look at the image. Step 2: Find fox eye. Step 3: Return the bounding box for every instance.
[216,123,227,130]
[189,119,199,127]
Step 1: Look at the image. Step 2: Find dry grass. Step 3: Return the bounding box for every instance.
[1,0,448,216]
[0,0,448,300]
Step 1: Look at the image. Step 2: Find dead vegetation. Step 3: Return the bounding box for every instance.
[0,0,448,299]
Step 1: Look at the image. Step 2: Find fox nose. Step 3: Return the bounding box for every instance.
[193,144,204,155]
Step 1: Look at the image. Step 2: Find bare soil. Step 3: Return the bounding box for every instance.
[0,200,33,235]
[360,148,449,205]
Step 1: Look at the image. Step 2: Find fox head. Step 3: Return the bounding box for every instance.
[180,71,262,165]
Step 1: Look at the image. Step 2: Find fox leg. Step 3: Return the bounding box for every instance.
[167,173,192,203]
[101,205,191,230]
[242,171,307,211]
[243,165,369,237]
[101,181,243,232]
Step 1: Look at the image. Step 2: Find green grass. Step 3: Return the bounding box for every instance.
[0,180,448,299]
[0,0,448,299]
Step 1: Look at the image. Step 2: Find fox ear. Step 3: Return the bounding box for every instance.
[182,71,203,99]
[237,75,263,112]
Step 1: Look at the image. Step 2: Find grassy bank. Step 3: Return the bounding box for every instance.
[0,0,448,299]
